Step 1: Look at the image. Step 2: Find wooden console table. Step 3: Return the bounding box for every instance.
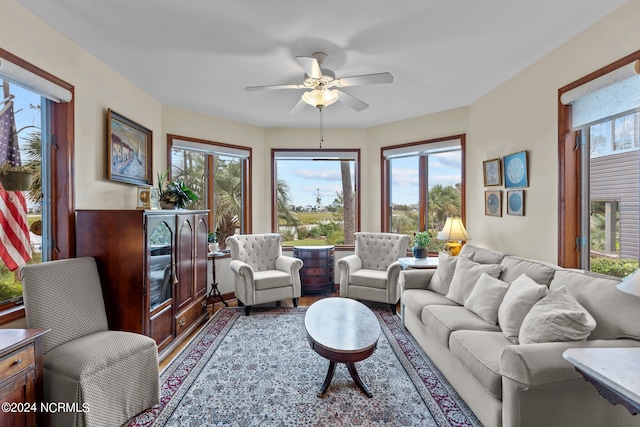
[563,347,640,415]
[293,245,335,295]
[0,329,47,427]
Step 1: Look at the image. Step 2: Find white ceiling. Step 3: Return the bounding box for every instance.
[18,0,626,128]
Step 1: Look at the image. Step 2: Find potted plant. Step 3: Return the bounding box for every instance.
[0,165,33,191]
[208,232,218,253]
[412,231,431,259]
[157,169,198,209]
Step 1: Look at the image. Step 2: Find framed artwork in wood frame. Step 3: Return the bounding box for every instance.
[507,190,525,216]
[483,158,502,186]
[485,190,502,217]
[107,109,152,185]
[503,150,528,188]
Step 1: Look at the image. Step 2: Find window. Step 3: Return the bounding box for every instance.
[382,136,465,246]
[168,135,251,249]
[0,49,74,317]
[272,149,359,246]
[558,53,640,277]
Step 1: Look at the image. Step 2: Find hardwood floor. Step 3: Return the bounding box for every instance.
[159,292,339,370]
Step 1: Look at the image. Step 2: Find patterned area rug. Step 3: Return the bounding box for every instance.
[125,306,483,427]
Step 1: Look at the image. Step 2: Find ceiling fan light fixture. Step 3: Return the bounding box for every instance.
[301,88,339,108]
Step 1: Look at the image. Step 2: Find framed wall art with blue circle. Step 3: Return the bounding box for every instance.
[485,190,502,217]
[503,150,528,188]
[507,190,524,216]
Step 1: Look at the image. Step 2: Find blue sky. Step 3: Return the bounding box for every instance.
[2,82,41,153]
[276,150,461,207]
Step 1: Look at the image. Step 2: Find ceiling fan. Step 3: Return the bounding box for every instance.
[245,52,393,113]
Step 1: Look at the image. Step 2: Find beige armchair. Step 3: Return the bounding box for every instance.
[337,232,411,313]
[19,257,160,427]
[226,233,303,315]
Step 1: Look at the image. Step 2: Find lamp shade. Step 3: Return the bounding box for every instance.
[437,217,470,241]
[301,88,339,108]
[617,269,640,297]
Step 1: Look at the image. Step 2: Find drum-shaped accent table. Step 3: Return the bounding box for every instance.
[293,245,335,295]
[304,297,380,397]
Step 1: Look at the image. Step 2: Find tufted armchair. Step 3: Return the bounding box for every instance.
[226,233,303,315]
[337,232,411,313]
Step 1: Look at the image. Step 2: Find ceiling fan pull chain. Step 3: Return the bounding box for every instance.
[319,106,324,149]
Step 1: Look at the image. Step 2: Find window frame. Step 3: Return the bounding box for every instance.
[0,48,75,322]
[167,134,252,235]
[558,50,640,268]
[381,134,466,233]
[270,148,361,246]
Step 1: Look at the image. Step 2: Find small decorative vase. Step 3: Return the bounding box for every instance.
[208,242,218,253]
[412,247,428,259]
[160,200,176,210]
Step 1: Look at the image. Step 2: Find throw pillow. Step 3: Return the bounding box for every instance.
[446,256,502,305]
[428,252,460,295]
[497,273,549,343]
[464,273,510,325]
[518,286,597,344]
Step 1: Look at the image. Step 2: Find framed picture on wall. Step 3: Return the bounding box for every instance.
[485,190,502,217]
[107,109,153,185]
[507,190,525,216]
[483,158,502,186]
[503,150,528,188]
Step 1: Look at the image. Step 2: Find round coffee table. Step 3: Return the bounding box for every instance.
[304,297,381,397]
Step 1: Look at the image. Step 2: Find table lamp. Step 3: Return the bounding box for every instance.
[437,217,469,256]
[617,269,640,297]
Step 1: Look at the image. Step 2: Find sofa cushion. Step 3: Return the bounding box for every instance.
[421,305,501,348]
[459,244,505,264]
[429,252,461,295]
[446,257,503,305]
[349,269,388,289]
[498,274,549,343]
[518,286,596,344]
[549,269,640,340]
[499,256,556,285]
[464,273,510,325]
[449,330,513,399]
[253,270,292,290]
[402,289,458,320]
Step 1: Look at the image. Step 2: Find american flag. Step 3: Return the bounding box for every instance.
[0,100,31,271]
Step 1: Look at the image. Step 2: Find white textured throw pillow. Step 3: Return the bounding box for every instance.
[446,256,502,305]
[428,252,459,295]
[464,273,510,325]
[518,286,597,344]
[497,273,549,343]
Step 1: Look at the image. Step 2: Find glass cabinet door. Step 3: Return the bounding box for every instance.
[148,217,174,311]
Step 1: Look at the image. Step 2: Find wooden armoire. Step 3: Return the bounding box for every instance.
[76,209,209,360]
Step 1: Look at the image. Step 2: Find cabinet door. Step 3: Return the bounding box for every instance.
[146,215,175,348]
[0,370,36,427]
[175,215,195,312]
[195,214,209,298]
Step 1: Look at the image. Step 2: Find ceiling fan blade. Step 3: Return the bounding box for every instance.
[245,83,305,91]
[288,97,308,114]
[334,72,393,87]
[336,90,368,111]
[296,56,322,79]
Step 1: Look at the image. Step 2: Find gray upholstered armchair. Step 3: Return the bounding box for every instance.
[20,257,160,427]
[226,233,303,315]
[337,232,411,313]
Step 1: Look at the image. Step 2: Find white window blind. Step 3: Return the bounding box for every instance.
[172,138,250,158]
[382,138,461,160]
[0,58,72,103]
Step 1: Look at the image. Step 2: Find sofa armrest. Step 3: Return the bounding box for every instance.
[501,339,640,387]
[399,269,435,292]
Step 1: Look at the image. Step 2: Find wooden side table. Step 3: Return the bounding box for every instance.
[293,245,335,295]
[563,347,640,415]
[208,252,228,307]
[0,329,48,427]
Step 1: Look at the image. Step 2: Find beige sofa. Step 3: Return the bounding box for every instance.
[400,244,640,427]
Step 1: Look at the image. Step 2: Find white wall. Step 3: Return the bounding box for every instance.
[467,0,640,263]
[6,0,640,266]
[2,0,163,210]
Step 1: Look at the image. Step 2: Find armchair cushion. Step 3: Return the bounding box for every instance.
[349,269,388,289]
[254,270,293,290]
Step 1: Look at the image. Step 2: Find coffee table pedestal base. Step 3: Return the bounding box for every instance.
[318,360,373,398]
